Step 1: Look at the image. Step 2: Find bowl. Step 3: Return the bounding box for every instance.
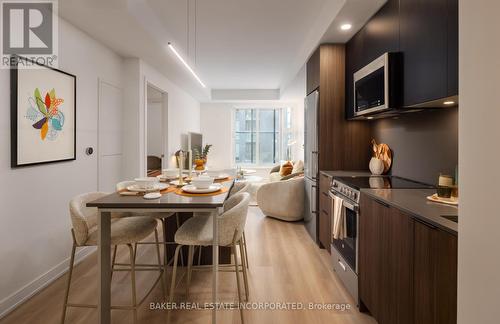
[162,169,179,179]
[134,177,159,189]
[191,176,214,189]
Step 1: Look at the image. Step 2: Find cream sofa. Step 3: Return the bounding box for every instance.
[256,177,304,221]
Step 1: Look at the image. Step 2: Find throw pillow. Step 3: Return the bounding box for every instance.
[292,160,304,174]
[279,161,293,176]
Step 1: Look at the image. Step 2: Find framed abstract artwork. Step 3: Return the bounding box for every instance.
[11,56,76,167]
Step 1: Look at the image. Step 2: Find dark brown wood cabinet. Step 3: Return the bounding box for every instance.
[318,173,332,251]
[306,44,372,172]
[359,195,413,324]
[359,193,458,324]
[306,47,320,95]
[414,219,458,324]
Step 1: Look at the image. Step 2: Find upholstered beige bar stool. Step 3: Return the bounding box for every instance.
[61,192,165,324]
[116,181,184,267]
[168,192,251,324]
[194,181,251,268]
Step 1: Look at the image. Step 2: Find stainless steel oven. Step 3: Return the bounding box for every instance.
[329,180,360,305]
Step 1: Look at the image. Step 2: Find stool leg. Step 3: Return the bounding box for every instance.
[243,231,249,269]
[197,245,202,266]
[167,244,182,324]
[175,214,185,267]
[110,245,117,281]
[186,245,194,300]
[238,240,249,301]
[128,244,138,324]
[232,243,245,324]
[60,244,76,324]
[154,229,166,300]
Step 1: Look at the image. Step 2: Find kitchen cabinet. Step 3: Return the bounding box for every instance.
[319,173,332,251]
[359,195,413,324]
[447,0,458,96]
[400,0,448,106]
[359,193,458,324]
[345,0,459,115]
[414,219,458,324]
[306,47,320,95]
[306,44,372,171]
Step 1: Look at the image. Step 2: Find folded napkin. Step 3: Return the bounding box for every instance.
[332,195,346,240]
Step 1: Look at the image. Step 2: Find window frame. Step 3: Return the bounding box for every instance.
[232,106,292,167]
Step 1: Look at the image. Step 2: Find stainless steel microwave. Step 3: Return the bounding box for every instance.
[353,52,401,117]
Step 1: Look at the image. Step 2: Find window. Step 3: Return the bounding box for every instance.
[234,108,292,165]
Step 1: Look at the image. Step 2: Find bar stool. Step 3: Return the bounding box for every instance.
[194,181,251,269]
[61,192,165,324]
[168,192,251,324]
[116,181,184,267]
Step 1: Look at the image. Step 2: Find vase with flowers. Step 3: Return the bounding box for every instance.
[193,144,212,171]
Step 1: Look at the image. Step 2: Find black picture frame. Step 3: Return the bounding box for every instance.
[10,55,77,168]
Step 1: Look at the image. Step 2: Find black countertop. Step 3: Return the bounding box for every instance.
[362,188,458,235]
[320,170,458,234]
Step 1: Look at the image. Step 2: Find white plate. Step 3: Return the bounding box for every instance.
[214,174,230,180]
[182,184,222,194]
[426,194,458,206]
[143,192,162,199]
[127,183,169,192]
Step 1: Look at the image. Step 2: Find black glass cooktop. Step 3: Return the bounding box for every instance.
[334,176,435,190]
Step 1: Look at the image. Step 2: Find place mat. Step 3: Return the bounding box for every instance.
[118,186,176,196]
[174,186,229,197]
[214,176,234,183]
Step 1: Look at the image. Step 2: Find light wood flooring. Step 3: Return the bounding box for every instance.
[0,207,375,324]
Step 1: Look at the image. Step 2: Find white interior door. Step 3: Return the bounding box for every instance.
[98,80,123,192]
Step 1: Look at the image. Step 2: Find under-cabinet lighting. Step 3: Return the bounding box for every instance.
[341,23,352,31]
[168,43,206,88]
[443,101,455,105]
[366,116,374,120]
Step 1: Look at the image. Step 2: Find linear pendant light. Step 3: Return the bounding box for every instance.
[168,42,206,88]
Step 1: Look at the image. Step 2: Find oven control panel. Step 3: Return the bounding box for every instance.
[331,180,360,204]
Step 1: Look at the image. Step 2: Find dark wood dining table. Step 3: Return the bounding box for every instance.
[87,179,234,324]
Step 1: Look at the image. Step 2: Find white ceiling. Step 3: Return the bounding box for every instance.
[59,0,385,101]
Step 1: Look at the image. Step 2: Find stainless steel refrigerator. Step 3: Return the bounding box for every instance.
[304,90,319,243]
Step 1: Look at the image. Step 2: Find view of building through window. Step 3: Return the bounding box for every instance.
[234,108,291,165]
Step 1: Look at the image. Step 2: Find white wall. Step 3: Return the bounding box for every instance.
[200,100,303,169]
[280,65,306,161]
[0,18,123,316]
[147,102,163,158]
[458,1,500,323]
[121,59,201,178]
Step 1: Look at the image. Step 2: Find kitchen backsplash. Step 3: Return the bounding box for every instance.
[372,108,458,185]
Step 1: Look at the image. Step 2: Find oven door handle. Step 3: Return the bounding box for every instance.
[329,191,358,212]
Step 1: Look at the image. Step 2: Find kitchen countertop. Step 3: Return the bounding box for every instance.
[361,188,458,235]
[320,170,371,177]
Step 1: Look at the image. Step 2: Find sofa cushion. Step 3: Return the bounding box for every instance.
[269,172,283,182]
[292,160,304,174]
[279,161,293,176]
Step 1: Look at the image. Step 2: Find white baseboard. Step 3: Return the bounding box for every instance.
[0,246,96,319]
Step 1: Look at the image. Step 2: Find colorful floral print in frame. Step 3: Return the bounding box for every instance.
[11,56,76,167]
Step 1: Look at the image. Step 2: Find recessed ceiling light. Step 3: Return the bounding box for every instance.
[443,101,455,105]
[168,43,206,88]
[341,24,352,31]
